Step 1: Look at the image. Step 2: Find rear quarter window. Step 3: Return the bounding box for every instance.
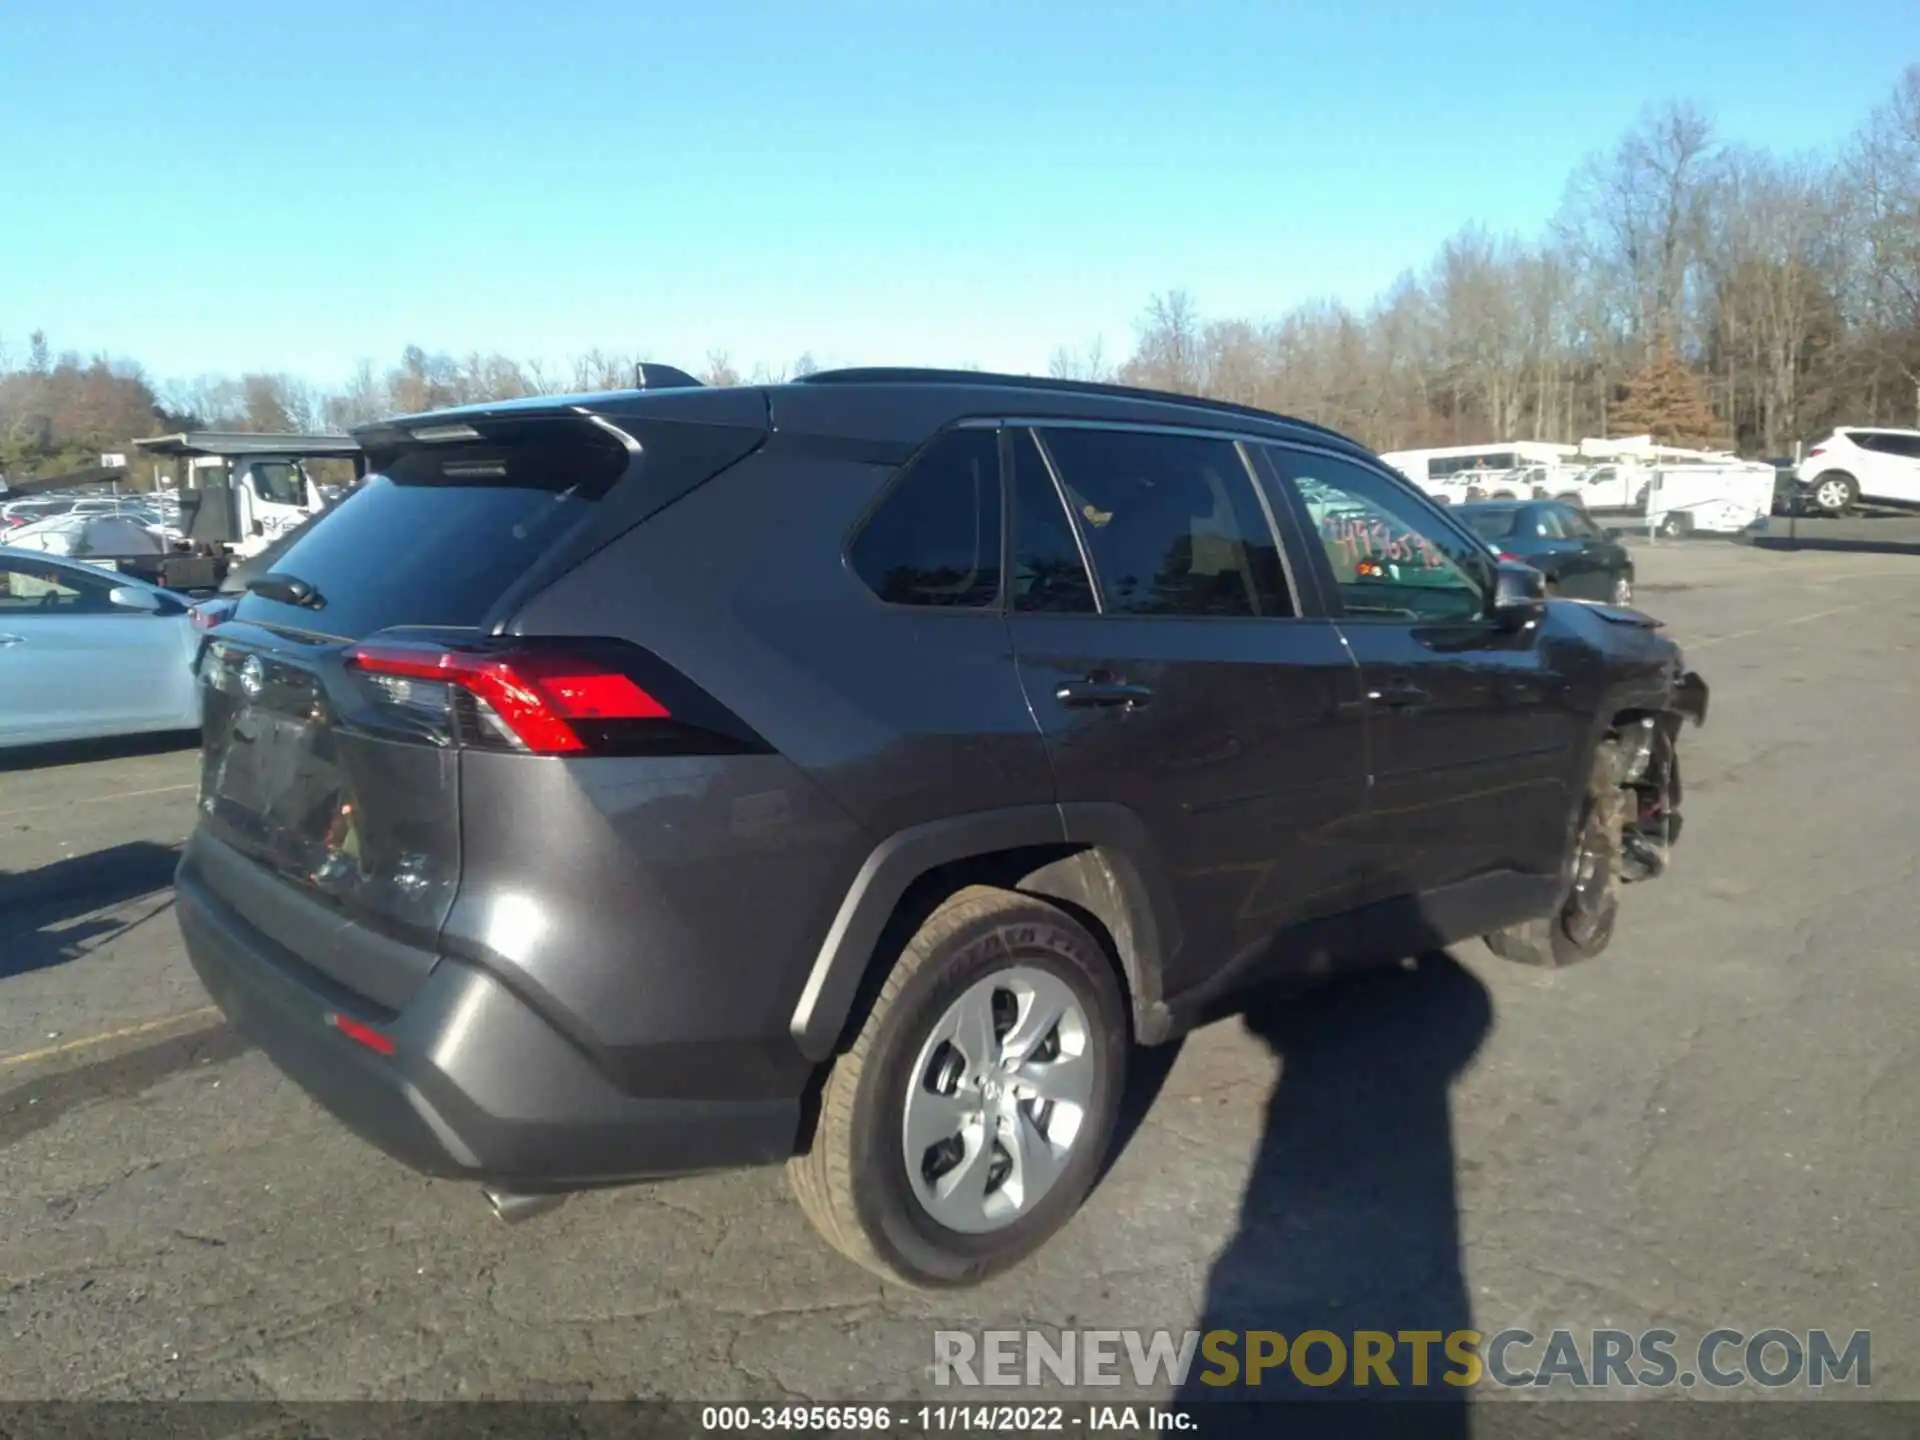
[847,428,1002,608]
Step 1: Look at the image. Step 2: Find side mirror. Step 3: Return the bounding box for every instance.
[108,585,163,614]
[1490,560,1547,629]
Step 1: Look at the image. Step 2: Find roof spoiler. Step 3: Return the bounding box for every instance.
[634,363,704,390]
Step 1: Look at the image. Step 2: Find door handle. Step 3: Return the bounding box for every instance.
[0,633,25,647]
[1056,677,1154,710]
[1370,683,1430,711]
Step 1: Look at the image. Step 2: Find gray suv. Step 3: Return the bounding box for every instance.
[178,369,1707,1286]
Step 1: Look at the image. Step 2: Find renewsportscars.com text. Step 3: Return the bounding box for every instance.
[932,1328,1871,1391]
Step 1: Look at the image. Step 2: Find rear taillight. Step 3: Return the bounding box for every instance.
[1807,446,1826,458]
[1498,551,1522,562]
[344,639,716,756]
[189,603,227,631]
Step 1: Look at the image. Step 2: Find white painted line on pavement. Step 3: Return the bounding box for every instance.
[1691,600,1878,650]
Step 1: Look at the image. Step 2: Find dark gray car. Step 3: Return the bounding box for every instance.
[177,369,1707,1286]
[1457,499,1635,605]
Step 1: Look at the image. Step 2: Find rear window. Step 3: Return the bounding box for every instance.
[232,423,626,638]
[1461,508,1518,541]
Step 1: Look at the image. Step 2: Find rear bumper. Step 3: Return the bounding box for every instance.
[176,850,800,1192]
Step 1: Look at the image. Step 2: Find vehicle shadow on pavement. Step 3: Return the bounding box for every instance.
[1176,929,1492,1437]
[1749,535,1920,557]
[0,1019,248,1150]
[1,840,184,981]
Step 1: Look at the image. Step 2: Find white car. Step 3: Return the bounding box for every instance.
[4,513,168,559]
[1795,428,1920,514]
[0,547,203,749]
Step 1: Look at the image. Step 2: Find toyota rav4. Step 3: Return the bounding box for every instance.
[177,368,1708,1287]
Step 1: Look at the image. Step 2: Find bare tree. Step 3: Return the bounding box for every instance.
[1123,290,1204,394]
[1047,338,1112,382]
[1558,102,1718,362]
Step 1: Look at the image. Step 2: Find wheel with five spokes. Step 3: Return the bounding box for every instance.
[788,885,1127,1287]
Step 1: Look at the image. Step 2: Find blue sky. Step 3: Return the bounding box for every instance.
[3,0,1914,389]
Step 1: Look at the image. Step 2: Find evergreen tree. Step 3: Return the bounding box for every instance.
[1609,345,1729,448]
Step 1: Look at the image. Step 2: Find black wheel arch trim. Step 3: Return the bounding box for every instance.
[787,802,1183,1061]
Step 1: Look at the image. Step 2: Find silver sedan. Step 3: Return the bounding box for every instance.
[0,547,203,749]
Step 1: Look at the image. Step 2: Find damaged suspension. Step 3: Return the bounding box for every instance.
[1606,715,1685,884]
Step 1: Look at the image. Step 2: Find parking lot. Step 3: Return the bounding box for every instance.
[3,538,1918,1403]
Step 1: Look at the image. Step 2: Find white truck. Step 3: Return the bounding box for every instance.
[120,432,364,590]
[133,433,362,556]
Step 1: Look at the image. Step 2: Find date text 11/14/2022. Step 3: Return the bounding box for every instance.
[699,1405,1197,1432]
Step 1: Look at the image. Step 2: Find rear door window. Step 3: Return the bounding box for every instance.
[1525,507,1570,540]
[0,559,116,613]
[1861,432,1920,459]
[1559,505,1606,539]
[848,429,1002,608]
[1036,428,1292,618]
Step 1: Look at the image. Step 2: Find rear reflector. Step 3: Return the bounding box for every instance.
[326,1012,396,1056]
[345,641,670,754]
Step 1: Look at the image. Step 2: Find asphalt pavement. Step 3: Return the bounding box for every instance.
[2,542,1917,1403]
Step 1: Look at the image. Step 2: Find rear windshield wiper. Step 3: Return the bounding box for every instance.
[245,572,326,609]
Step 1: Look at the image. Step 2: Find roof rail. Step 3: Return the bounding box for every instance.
[795,367,1361,446]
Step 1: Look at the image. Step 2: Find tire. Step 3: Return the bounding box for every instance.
[1483,800,1620,968]
[1491,490,1516,501]
[1808,472,1857,516]
[1657,512,1692,539]
[1555,492,1586,509]
[787,885,1128,1288]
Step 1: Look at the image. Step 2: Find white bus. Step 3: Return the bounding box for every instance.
[1377,442,1579,503]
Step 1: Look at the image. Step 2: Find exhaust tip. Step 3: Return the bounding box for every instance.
[484,1188,569,1225]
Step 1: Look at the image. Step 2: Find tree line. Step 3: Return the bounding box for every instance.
[3,66,1915,481]
[1083,67,1920,456]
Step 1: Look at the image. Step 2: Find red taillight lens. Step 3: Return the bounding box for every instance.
[1498,551,1521,562]
[1807,446,1826,458]
[345,641,670,755]
[189,604,224,631]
